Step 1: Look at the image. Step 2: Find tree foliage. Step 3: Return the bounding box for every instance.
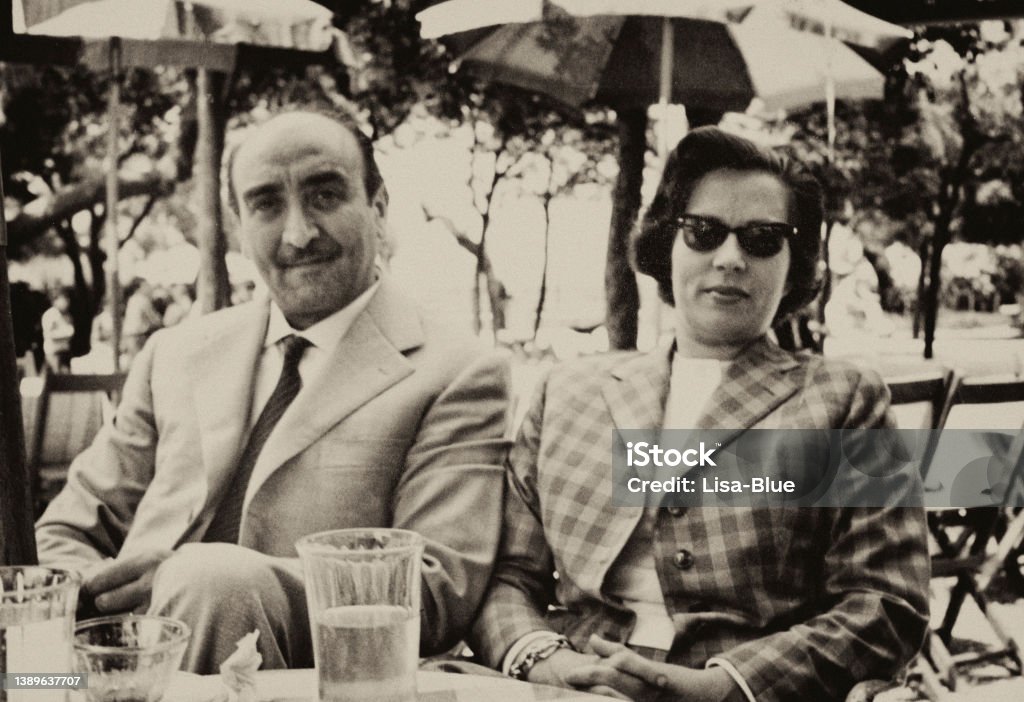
[783,20,1024,356]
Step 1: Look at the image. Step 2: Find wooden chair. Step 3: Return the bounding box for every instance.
[885,370,959,699]
[919,374,1024,690]
[886,370,955,481]
[886,370,954,431]
[26,371,126,515]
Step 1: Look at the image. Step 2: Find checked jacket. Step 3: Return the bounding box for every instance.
[471,337,930,702]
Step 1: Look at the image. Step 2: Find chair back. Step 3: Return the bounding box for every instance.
[886,369,956,487]
[886,369,954,431]
[927,373,1024,504]
[26,371,127,511]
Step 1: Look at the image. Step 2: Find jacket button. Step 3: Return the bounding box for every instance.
[673,549,695,570]
[667,505,684,517]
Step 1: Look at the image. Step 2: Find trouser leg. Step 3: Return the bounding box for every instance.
[148,543,312,674]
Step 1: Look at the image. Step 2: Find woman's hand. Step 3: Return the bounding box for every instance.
[576,635,744,702]
[526,649,604,690]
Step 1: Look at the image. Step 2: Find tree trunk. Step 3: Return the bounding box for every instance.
[88,210,107,316]
[605,108,646,350]
[420,205,506,335]
[55,223,93,358]
[484,267,507,333]
[913,241,928,339]
[194,69,231,314]
[817,219,835,329]
[923,218,951,360]
[534,193,553,338]
[0,148,38,566]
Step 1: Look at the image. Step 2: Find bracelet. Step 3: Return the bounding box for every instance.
[508,635,572,681]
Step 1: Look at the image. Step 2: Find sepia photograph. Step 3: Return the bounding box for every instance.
[3,2,1024,700]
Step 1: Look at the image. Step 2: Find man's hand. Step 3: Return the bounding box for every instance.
[84,549,173,614]
[585,636,744,702]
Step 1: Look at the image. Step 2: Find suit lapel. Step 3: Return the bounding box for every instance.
[192,302,268,495]
[602,342,673,434]
[570,345,671,595]
[696,336,803,447]
[242,280,423,512]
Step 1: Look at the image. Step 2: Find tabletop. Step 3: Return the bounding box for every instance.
[162,668,616,701]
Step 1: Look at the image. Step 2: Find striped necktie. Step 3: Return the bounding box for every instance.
[203,334,311,544]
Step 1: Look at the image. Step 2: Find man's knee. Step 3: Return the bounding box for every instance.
[150,544,283,610]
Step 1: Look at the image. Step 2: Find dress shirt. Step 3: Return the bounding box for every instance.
[249,281,380,428]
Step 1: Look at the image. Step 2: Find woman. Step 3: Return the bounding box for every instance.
[471,128,929,701]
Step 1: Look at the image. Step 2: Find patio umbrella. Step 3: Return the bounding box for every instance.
[418,0,897,115]
[15,0,344,370]
[27,0,335,50]
[739,0,910,53]
[419,0,911,157]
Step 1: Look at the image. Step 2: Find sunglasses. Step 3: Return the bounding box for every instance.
[675,214,796,258]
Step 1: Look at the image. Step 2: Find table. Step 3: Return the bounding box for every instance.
[163,669,616,701]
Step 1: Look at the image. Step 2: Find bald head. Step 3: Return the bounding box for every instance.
[227,108,384,215]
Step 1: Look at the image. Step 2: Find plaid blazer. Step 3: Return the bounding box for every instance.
[471,337,929,702]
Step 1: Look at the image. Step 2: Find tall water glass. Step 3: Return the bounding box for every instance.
[0,567,80,702]
[296,529,423,702]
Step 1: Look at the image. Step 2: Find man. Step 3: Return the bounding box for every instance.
[36,107,510,674]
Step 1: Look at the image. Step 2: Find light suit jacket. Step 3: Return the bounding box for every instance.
[36,278,511,653]
[471,337,930,702]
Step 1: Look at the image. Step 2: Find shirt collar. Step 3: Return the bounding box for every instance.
[264,280,381,352]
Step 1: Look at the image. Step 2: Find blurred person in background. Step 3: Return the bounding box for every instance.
[231,280,256,306]
[162,283,195,327]
[121,278,163,361]
[41,286,75,373]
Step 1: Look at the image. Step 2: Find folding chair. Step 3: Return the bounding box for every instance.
[27,370,126,515]
[886,370,954,430]
[885,370,959,700]
[920,374,1024,689]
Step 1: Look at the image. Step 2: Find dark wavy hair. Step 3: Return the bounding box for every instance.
[631,127,823,322]
[225,103,386,215]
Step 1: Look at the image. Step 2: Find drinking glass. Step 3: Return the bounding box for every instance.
[72,615,189,702]
[0,566,80,702]
[296,529,423,702]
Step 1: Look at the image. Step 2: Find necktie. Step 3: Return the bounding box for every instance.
[203,334,311,544]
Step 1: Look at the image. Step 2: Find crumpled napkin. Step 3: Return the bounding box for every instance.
[219,630,263,702]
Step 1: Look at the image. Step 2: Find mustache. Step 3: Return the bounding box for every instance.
[275,239,343,266]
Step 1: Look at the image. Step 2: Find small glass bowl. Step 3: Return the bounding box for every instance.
[73,614,190,702]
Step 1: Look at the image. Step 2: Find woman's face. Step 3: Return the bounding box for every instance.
[671,169,793,358]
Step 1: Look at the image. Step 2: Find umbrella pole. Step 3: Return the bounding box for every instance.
[657,16,674,158]
[647,17,676,342]
[106,38,122,373]
[0,148,38,565]
[824,7,837,162]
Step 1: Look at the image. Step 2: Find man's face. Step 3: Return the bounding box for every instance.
[231,112,386,329]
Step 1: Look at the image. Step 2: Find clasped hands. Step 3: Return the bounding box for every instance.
[528,634,741,702]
